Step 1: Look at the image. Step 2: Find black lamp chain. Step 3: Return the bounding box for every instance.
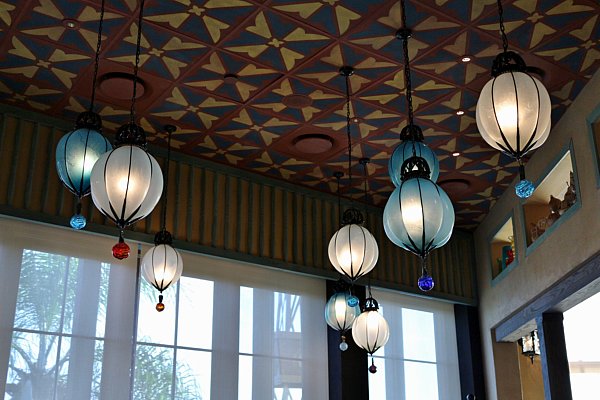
[421,256,428,276]
[161,130,172,232]
[336,173,342,226]
[130,0,146,124]
[497,0,509,53]
[362,160,369,224]
[400,0,414,128]
[344,73,353,194]
[89,0,105,113]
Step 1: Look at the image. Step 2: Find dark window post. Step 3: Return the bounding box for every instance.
[326,281,368,400]
[536,312,572,400]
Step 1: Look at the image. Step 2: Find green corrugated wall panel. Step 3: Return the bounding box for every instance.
[0,107,477,304]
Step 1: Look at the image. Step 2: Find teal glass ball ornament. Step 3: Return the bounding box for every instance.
[70,214,87,230]
[347,295,359,307]
[515,179,535,199]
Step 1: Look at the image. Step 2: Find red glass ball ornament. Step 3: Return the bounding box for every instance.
[156,302,165,312]
[369,363,377,374]
[112,241,130,260]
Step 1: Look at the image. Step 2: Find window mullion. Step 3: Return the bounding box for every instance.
[171,281,181,400]
[252,288,274,399]
[100,250,138,400]
[52,255,72,400]
[210,280,240,399]
[66,258,103,400]
[0,243,24,395]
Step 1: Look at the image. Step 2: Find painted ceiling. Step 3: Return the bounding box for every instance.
[0,0,598,229]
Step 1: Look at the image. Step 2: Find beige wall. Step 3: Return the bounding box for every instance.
[474,68,600,400]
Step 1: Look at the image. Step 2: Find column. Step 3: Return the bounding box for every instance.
[326,281,368,400]
[536,313,572,400]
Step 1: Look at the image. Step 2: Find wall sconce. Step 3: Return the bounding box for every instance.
[519,330,541,364]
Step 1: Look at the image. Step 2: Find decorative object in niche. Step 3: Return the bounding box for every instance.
[491,218,516,279]
[523,149,577,246]
[497,235,514,271]
[563,171,577,209]
[528,171,577,243]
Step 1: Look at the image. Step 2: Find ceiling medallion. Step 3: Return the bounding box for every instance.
[293,134,333,154]
[99,72,146,101]
[282,93,314,109]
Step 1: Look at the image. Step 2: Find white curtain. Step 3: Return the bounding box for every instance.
[0,216,329,400]
[367,288,461,400]
[0,216,138,400]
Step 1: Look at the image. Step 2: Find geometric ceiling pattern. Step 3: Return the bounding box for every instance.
[0,0,598,230]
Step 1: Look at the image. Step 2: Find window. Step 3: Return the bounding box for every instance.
[367,288,461,400]
[0,219,139,400]
[133,277,214,400]
[239,288,304,400]
[0,217,328,400]
[564,291,600,400]
[6,250,109,400]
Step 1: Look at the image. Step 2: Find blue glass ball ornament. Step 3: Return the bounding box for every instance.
[56,122,111,197]
[347,295,360,307]
[339,341,349,351]
[389,140,440,186]
[515,179,535,199]
[418,274,435,292]
[70,214,87,230]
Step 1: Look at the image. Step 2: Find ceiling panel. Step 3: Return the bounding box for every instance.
[0,0,598,230]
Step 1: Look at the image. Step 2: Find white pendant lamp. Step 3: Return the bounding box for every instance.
[90,0,163,259]
[141,125,183,312]
[351,294,389,374]
[328,66,379,282]
[476,0,551,199]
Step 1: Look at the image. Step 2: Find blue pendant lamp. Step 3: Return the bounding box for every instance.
[324,280,361,351]
[55,0,110,230]
[388,8,439,186]
[384,0,455,292]
[90,0,163,260]
[389,131,439,186]
[476,0,551,199]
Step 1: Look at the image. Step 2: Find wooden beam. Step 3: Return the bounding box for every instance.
[494,248,600,342]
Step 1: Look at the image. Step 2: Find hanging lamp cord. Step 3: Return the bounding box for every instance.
[400,0,414,128]
[130,0,146,124]
[88,0,105,113]
[361,159,369,224]
[160,128,173,232]
[335,172,342,226]
[497,0,509,53]
[344,72,353,194]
